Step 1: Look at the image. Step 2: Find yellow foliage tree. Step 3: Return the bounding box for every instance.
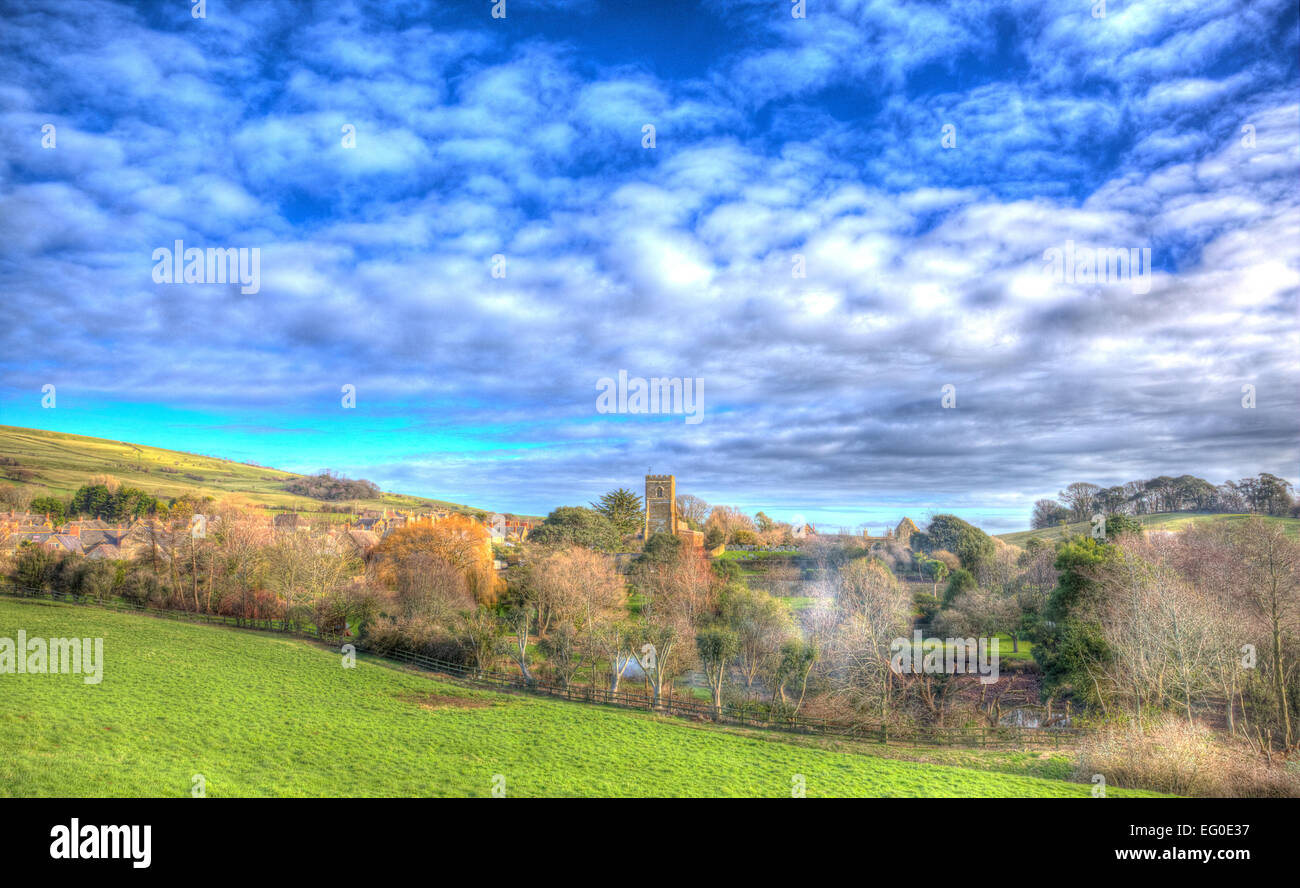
[371,516,498,605]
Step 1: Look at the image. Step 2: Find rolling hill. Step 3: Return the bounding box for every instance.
[996,511,1300,547]
[0,425,484,519]
[0,597,1166,797]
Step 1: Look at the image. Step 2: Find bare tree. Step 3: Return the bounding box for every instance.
[1015,541,1058,614]
[266,531,356,627]
[540,623,580,689]
[632,548,717,706]
[933,587,1019,651]
[696,627,740,715]
[1059,482,1101,521]
[590,619,636,692]
[1089,536,1225,728]
[632,621,682,708]
[505,604,535,683]
[675,493,710,528]
[1231,518,1300,747]
[459,607,504,675]
[771,638,818,712]
[822,558,912,724]
[0,484,34,513]
[705,505,755,544]
[527,545,624,635]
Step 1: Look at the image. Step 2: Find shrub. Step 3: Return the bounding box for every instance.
[1103,514,1144,538]
[120,570,168,609]
[11,545,59,590]
[281,471,380,501]
[1074,719,1300,797]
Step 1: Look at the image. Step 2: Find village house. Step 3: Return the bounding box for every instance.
[332,527,380,559]
[486,513,538,543]
[352,508,414,536]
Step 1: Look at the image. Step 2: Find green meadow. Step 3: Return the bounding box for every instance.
[0,597,1165,797]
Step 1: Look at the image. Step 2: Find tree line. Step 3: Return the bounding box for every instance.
[1032,473,1297,528]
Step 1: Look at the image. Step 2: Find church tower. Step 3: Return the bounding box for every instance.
[644,474,677,538]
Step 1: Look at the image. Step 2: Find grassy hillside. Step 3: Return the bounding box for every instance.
[996,511,1300,547]
[0,598,1164,797]
[0,425,478,518]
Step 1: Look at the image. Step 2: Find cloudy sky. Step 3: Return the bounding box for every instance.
[1,0,1297,531]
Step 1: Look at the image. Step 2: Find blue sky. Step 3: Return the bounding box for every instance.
[1,0,1297,532]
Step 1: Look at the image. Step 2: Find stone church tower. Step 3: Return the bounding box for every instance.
[644,474,677,538]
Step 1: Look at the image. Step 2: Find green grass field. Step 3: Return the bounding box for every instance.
[996,511,1300,547]
[0,598,1165,797]
[0,424,485,518]
[715,549,802,561]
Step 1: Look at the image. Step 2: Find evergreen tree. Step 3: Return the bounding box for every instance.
[590,487,644,537]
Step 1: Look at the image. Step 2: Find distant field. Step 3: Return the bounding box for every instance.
[0,424,479,517]
[0,598,1164,797]
[996,511,1300,547]
[715,549,802,561]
